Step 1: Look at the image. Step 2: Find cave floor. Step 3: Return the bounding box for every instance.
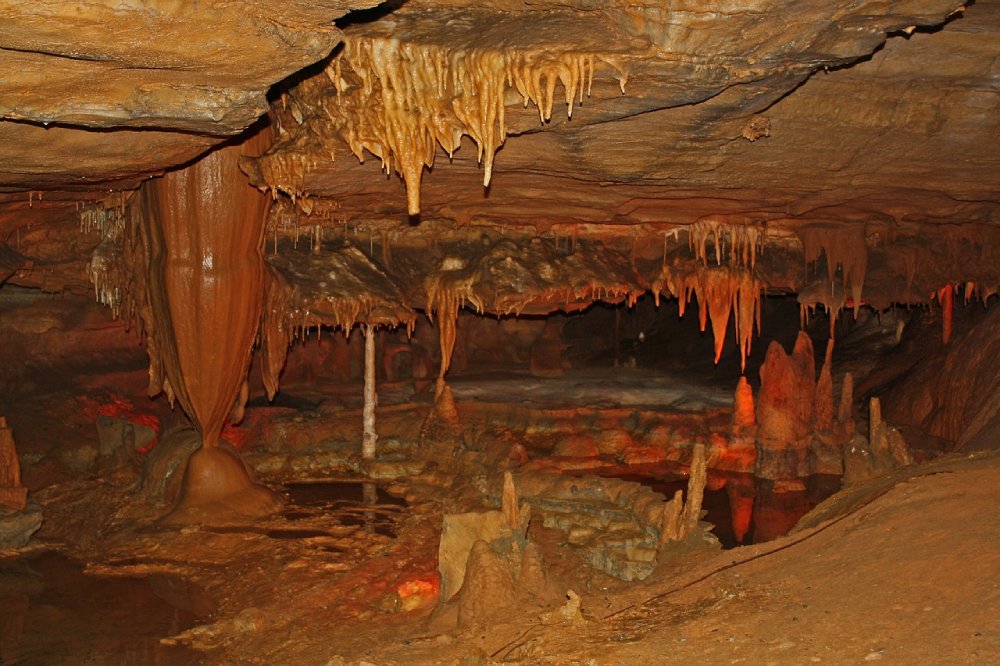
[3,366,999,664]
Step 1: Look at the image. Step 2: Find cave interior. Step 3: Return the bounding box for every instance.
[0,0,998,664]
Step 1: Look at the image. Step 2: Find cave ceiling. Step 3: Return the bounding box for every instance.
[0,0,998,306]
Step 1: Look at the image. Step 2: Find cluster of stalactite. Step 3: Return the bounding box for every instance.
[313,35,626,214]
[80,193,132,318]
[254,123,322,211]
[424,237,643,379]
[797,223,868,320]
[932,281,995,345]
[688,217,764,269]
[78,193,129,239]
[654,261,762,371]
[260,243,416,399]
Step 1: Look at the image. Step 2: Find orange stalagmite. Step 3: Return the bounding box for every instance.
[815,339,835,432]
[732,376,756,432]
[936,283,954,344]
[137,125,281,520]
[837,372,855,437]
[0,417,28,512]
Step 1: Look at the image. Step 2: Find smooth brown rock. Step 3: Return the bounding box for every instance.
[165,445,282,524]
[138,128,272,447]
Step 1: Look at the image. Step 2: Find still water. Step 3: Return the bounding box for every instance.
[0,552,212,665]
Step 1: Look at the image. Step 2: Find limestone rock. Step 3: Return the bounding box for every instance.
[455,540,517,626]
[96,416,156,458]
[438,474,529,602]
[140,427,202,506]
[0,503,42,550]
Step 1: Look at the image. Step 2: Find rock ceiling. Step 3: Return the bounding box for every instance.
[1,0,998,306]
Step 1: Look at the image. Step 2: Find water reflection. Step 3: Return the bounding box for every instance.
[598,467,841,548]
[0,552,210,665]
[282,480,406,537]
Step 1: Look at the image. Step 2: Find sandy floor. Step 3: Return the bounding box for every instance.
[473,451,1000,665]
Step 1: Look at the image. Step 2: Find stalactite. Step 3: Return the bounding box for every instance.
[137,127,273,449]
[798,224,867,317]
[426,284,466,384]
[688,219,764,269]
[256,132,319,205]
[321,35,626,214]
[674,266,762,371]
[726,483,754,544]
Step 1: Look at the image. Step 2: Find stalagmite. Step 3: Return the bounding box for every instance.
[791,331,817,428]
[659,489,684,546]
[837,372,855,436]
[362,324,377,460]
[650,442,708,547]
[869,396,884,456]
[869,397,913,467]
[682,443,708,534]
[0,418,28,512]
[732,376,756,432]
[502,471,524,530]
[815,339,835,432]
[756,333,817,480]
[135,127,282,521]
[419,381,464,461]
[937,283,954,344]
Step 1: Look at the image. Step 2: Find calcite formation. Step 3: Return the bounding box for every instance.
[127,128,283,520]
[0,418,28,512]
[755,332,819,480]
